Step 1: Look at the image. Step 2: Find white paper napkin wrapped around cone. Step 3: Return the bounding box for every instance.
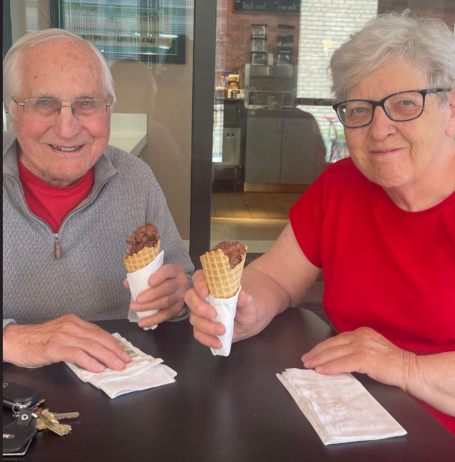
[277,368,407,445]
[206,286,241,357]
[126,250,164,331]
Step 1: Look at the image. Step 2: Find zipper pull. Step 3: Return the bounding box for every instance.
[54,233,62,259]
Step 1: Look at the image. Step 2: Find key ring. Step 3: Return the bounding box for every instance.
[11,402,25,414]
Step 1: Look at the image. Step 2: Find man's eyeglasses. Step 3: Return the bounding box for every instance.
[333,88,450,128]
[12,98,113,119]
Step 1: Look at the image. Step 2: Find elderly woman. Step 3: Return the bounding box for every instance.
[185,12,455,434]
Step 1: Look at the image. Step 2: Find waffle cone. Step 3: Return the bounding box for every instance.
[200,247,247,298]
[124,239,161,273]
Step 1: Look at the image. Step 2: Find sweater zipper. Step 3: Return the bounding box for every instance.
[5,173,111,260]
[54,233,62,259]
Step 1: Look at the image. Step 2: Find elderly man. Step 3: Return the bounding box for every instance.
[3,29,194,373]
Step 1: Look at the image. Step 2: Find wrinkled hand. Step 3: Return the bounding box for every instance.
[2,314,131,373]
[124,264,189,328]
[184,270,255,349]
[301,327,415,390]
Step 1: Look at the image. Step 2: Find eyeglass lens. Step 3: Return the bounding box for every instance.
[338,91,424,127]
[22,99,107,118]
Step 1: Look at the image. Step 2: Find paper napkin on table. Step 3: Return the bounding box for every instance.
[65,333,176,399]
[277,368,407,445]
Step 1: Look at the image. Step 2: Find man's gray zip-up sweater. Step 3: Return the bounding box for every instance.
[3,131,194,326]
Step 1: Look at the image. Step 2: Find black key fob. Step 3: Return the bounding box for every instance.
[3,419,37,454]
[3,381,41,409]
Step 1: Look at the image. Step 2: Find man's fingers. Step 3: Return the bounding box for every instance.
[147,264,182,288]
[137,304,182,328]
[68,324,131,364]
[47,318,132,366]
[45,333,129,371]
[65,348,106,373]
[132,265,187,309]
[134,280,180,306]
[132,292,180,313]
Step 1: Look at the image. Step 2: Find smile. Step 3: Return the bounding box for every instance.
[370,148,402,155]
[49,144,82,152]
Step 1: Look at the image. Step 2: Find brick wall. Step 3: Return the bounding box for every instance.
[216,0,300,86]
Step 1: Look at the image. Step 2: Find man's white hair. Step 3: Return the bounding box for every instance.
[3,28,116,110]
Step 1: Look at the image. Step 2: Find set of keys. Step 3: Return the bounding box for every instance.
[34,404,79,436]
[3,381,80,456]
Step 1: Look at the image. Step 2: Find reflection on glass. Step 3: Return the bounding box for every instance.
[211,1,323,253]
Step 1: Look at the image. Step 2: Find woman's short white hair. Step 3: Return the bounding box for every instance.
[330,11,455,105]
[3,28,116,106]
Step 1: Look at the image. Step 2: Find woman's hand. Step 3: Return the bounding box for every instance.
[301,327,415,390]
[184,270,255,349]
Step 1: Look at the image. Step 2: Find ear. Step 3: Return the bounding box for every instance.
[4,101,18,131]
[445,89,455,138]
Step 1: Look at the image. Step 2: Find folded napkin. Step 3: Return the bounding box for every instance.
[277,369,407,445]
[66,333,176,399]
[206,286,241,357]
[127,250,165,331]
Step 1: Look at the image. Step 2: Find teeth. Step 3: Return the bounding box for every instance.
[50,144,81,152]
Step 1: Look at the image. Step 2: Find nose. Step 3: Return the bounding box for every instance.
[368,106,396,140]
[53,105,82,139]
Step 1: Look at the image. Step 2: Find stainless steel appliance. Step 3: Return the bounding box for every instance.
[244,64,296,109]
[221,128,241,165]
[212,99,245,192]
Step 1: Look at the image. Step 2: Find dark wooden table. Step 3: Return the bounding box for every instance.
[3,309,455,461]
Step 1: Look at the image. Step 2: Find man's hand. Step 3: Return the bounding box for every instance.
[301,327,415,390]
[184,270,255,349]
[124,264,189,328]
[3,314,131,373]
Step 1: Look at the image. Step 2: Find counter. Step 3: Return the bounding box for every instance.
[246,106,313,118]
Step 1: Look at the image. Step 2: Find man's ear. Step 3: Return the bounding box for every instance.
[446,89,455,138]
[4,101,17,131]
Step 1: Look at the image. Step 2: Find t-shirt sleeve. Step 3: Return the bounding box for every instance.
[289,166,330,268]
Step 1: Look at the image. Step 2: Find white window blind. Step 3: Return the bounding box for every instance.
[297,0,377,100]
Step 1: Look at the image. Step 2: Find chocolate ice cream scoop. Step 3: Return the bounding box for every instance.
[212,241,247,269]
[125,223,160,257]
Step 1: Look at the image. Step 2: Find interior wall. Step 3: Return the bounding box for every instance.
[10,0,51,41]
[110,42,193,240]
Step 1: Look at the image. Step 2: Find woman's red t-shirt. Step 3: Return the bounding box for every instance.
[290,158,455,434]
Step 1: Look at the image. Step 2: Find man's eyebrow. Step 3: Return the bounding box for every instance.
[29,94,100,100]
[74,94,101,100]
[31,94,56,99]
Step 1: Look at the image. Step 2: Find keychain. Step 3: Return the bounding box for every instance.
[3,381,41,457]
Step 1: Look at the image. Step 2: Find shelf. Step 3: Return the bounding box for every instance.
[248,90,294,93]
